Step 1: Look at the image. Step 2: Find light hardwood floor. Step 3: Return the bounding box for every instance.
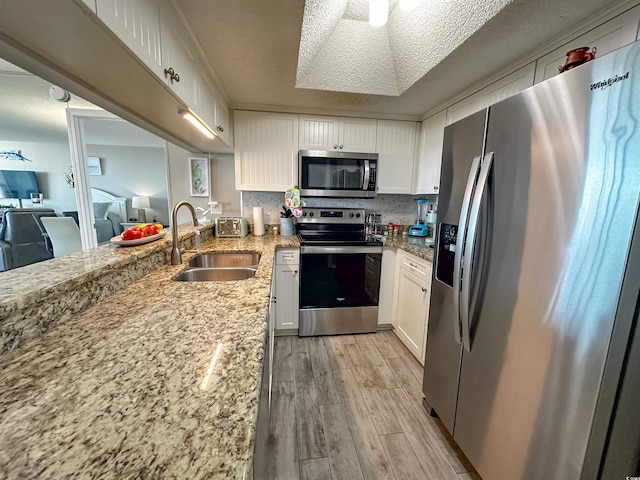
[254,331,480,480]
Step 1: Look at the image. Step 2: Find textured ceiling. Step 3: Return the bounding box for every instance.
[296,0,513,96]
[174,0,635,118]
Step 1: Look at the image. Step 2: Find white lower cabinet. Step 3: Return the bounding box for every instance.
[392,250,432,364]
[377,248,397,326]
[268,262,276,403]
[275,248,299,331]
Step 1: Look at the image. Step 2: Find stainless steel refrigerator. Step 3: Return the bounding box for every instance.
[422,40,640,480]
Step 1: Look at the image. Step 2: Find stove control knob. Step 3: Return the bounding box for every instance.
[309,212,314,217]
[356,213,361,218]
[349,213,354,218]
[302,212,307,217]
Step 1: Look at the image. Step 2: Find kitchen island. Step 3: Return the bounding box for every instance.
[0,231,298,479]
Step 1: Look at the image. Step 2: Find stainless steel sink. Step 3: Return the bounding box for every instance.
[187,252,261,269]
[174,267,258,282]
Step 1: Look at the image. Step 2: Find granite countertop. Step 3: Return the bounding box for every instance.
[384,234,435,262]
[0,233,298,479]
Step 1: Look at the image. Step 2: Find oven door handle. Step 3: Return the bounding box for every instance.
[300,246,383,255]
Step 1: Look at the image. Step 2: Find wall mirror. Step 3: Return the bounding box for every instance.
[0,56,170,271]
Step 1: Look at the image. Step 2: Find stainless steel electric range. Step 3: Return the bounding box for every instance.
[297,208,383,336]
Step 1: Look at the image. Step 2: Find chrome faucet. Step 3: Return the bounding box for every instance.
[171,201,199,265]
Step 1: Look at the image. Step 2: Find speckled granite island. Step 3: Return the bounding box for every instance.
[0,227,298,479]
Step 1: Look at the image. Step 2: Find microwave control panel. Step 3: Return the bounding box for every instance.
[368,162,377,190]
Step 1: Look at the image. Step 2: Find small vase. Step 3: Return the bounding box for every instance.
[280,217,294,236]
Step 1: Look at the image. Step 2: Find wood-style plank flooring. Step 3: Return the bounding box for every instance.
[254,331,480,480]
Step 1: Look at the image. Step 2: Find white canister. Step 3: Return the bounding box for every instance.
[253,206,265,236]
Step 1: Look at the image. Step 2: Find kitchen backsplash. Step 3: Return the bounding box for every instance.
[241,192,438,226]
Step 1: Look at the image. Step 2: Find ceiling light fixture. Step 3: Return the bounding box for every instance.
[369,0,389,27]
[179,108,216,139]
[399,0,419,12]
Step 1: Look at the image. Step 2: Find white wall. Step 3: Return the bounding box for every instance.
[0,66,98,213]
[85,144,169,225]
[166,143,240,225]
[0,139,77,212]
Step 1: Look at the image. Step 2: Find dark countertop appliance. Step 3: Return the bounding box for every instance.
[297,208,383,336]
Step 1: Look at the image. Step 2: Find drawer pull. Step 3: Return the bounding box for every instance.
[409,262,418,269]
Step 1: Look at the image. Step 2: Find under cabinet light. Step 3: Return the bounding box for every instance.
[179,108,216,139]
[369,0,389,27]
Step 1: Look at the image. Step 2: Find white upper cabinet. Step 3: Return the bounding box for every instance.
[194,71,232,146]
[413,110,446,195]
[299,115,377,152]
[341,117,378,152]
[446,62,535,126]
[214,96,232,146]
[482,62,536,107]
[81,0,97,13]
[234,111,299,191]
[95,0,163,79]
[535,6,640,84]
[446,91,486,127]
[159,1,200,108]
[376,120,418,194]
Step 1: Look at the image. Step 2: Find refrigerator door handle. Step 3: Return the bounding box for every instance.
[461,152,494,353]
[453,155,482,345]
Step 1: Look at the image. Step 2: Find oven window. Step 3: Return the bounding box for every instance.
[302,158,363,190]
[300,252,381,308]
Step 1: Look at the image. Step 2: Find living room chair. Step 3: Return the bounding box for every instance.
[0,208,56,271]
[40,217,82,258]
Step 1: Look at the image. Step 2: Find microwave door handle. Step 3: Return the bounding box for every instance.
[363,160,370,191]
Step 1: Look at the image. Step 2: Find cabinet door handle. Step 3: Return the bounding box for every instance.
[339,144,344,149]
[164,67,180,83]
[434,186,438,190]
[421,287,427,293]
[294,270,298,274]
[217,125,224,132]
[334,144,339,149]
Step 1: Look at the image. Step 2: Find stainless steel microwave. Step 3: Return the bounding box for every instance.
[298,150,378,198]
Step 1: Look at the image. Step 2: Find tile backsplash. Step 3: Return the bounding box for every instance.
[242,192,438,226]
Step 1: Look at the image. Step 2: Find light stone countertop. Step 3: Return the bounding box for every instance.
[383,235,435,262]
[0,233,298,479]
